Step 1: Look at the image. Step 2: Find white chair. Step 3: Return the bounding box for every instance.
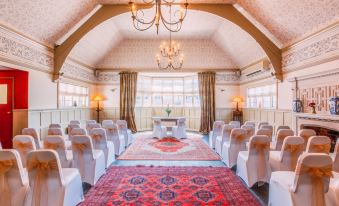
[13,135,36,168]
[102,120,114,128]
[331,142,339,172]
[269,136,304,172]
[71,135,106,185]
[89,128,115,168]
[172,118,187,139]
[70,120,81,125]
[306,136,331,154]
[209,121,224,149]
[244,121,256,128]
[298,129,317,150]
[44,135,73,168]
[0,149,29,206]
[221,128,247,168]
[229,121,240,128]
[241,125,255,141]
[67,124,80,139]
[105,124,125,155]
[256,128,273,142]
[261,125,274,139]
[215,124,233,155]
[152,118,167,139]
[69,128,87,141]
[25,150,84,206]
[237,135,271,187]
[86,120,97,133]
[48,128,71,148]
[271,129,294,151]
[116,120,134,146]
[258,122,269,130]
[49,124,61,129]
[276,125,290,133]
[86,123,101,133]
[269,153,334,206]
[22,128,42,149]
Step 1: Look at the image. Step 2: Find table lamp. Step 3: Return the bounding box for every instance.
[233,97,242,112]
[93,95,103,122]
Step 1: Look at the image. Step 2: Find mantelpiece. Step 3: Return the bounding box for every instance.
[294,113,339,133]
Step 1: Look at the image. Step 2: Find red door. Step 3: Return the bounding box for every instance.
[0,78,13,148]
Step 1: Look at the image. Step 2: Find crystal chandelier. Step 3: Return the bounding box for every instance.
[156,31,184,70]
[128,0,188,34]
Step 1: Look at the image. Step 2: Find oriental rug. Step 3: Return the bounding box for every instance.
[118,134,220,161]
[80,166,261,206]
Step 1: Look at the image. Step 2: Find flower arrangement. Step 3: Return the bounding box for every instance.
[165,105,172,117]
[308,102,316,114]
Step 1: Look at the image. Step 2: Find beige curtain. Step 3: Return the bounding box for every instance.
[119,71,138,133]
[198,71,216,134]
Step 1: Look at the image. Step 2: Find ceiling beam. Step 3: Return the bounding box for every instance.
[189,4,283,81]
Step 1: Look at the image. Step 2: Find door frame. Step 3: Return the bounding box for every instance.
[0,77,14,147]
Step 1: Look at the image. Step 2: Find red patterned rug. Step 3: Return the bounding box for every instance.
[118,134,220,161]
[80,166,261,206]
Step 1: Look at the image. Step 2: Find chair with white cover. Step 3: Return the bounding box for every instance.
[244,121,256,128]
[25,150,84,206]
[102,120,114,128]
[22,128,42,149]
[258,122,269,130]
[271,129,295,151]
[69,128,87,141]
[229,121,240,128]
[276,125,290,133]
[44,135,73,168]
[48,128,63,136]
[71,135,106,185]
[13,135,36,167]
[89,128,115,168]
[86,123,101,133]
[67,124,80,139]
[306,136,331,154]
[241,125,255,141]
[269,136,304,172]
[209,121,224,149]
[85,120,97,132]
[298,129,317,150]
[152,118,167,139]
[0,149,29,206]
[237,135,271,187]
[215,124,233,155]
[116,120,134,146]
[221,128,247,168]
[105,124,125,155]
[256,128,273,142]
[49,124,61,129]
[172,118,187,139]
[269,153,334,206]
[331,142,339,172]
[70,120,81,125]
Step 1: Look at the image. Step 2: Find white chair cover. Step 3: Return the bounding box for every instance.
[258,122,269,130]
[0,149,29,206]
[306,136,331,154]
[221,128,247,168]
[48,128,63,136]
[269,153,334,206]
[229,121,240,128]
[152,118,167,139]
[299,129,317,150]
[89,128,115,168]
[70,120,81,125]
[172,118,187,139]
[86,123,101,133]
[256,128,273,142]
[331,142,339,172]
[271,129,294,151]
[102,120,114,128]
[241,125,255,141]
[43,135,73,168]
[215,124,233,155]
[49,124,61,129]
[71,135,106,185]
[269,136,304,172]
[22,128,42,149]
[237,135,271,187]
[116,120,134,146]
[67,124,80,139]
[105,124,125,155]
[208,121,224,149]
[25,150,84,206]
[329,171,339,205]
[86,120,96,125]
[276,125,290,133]
[244,121,256,128]
[13,135,36,168]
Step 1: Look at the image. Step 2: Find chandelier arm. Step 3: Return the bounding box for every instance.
[142,0,156,4]
[161,20,182,33]
[133,19,156,31]
[160,9,187,25]
[133,9,157,25]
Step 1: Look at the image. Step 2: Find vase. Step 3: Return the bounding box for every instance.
[311,106,316,114]
[329,97,339,115]
[292,99,302,112]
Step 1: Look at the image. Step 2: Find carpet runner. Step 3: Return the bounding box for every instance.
[118,134,220,161]
[80,166,261,206]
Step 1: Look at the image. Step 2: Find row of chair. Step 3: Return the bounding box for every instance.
[152,117,187,139]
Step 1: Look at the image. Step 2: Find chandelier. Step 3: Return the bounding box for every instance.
[128,0,189,34]
[156,31,184,70]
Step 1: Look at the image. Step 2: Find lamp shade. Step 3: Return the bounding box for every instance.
[93,95,103,101]
[233,97,242,103]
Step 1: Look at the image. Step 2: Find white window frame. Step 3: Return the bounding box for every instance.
[246,83,277,109]
[58,82,89,108]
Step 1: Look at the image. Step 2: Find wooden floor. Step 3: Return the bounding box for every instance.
[85,132,268,206]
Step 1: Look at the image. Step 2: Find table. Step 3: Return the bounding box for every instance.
[152,116,184,131]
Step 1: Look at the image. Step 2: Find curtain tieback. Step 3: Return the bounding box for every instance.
[0,159,15,206]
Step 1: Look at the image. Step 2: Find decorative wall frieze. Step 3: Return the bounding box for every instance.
[215,71,240,85]
[96,71,120,85]
[62,61,96,83]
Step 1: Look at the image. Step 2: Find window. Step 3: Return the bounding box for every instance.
[136,75,200,107]
[246,84,276,109]
[59,82,89,108]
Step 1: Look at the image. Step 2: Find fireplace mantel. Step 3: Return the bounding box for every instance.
[294,113,339,132]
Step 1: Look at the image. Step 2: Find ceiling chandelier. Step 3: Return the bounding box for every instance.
[128,0,189,34]
[156,31,184,70]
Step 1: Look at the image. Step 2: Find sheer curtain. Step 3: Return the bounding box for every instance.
[119,71,138,133]
[198,71,216,134]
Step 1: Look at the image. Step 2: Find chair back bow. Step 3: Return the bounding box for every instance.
[251,141,270,183]
[0,159,15,205]
[234,133,246,143]
[14,141,33,151]
[73,142,88,153]
[296,165,333,206]
[311,144,330,154]
[44,142,65,150]
[284,144,303,170]
[27,159,59,206]
[92,134,102,142]
[108,127,117,133]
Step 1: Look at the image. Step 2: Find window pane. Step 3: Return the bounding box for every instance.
[173,95,183,106]
[153,95,162,106]
[163,95,173,106]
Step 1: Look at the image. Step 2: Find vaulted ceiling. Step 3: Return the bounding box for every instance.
[0,0,338,70]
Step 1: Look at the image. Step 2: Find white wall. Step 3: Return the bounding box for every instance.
[215,84,239,109]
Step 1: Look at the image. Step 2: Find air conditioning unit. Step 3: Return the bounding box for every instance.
[242,59,270,77]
